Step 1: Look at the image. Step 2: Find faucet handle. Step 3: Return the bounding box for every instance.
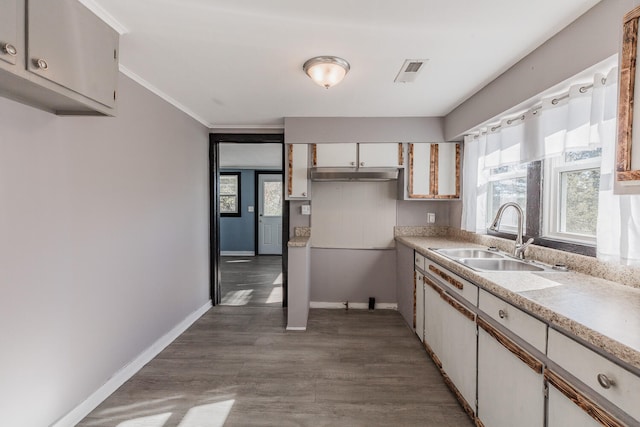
[515,238,534,259]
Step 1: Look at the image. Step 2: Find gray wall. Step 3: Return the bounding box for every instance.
[310,248,397,303]
[220,169,256,253]
[445,0,639,139]
[397,200,461,227]
[0,73,209,427]
[396,241,415,328]
[285,117,445,143]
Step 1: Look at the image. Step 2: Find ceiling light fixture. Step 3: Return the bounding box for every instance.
[303,56,350,89]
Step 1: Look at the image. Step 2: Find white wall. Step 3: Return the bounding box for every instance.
[445,0,640,139]
[0,73,210,427]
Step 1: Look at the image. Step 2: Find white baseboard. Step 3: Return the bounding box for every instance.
[285,326,307,331]
[310,301,398,310]
[53,300,213,427]
[221,251,255,256]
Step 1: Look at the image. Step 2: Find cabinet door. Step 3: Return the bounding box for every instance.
[415,271,424,342]
[27,0,118,107]
[287,144,309,199]
[440,292,477,411]
[477,323,544,427]
[314,143,357,167]
[359,143,403,167]
[408,143,432,197]
[423,275,444,360]
[436,143,460,197]
[408,142,460,199]
[0,0,19,66]
[547,382,605,427]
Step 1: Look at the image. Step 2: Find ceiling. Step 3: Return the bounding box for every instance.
[83,0,601,128]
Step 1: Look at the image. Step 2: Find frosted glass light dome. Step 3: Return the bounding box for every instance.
[303,56,350,89]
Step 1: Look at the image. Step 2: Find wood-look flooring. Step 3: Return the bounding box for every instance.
[220,256,283,307]
[79,306,473,426]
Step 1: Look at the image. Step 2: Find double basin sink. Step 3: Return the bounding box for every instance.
[434,248,558,272]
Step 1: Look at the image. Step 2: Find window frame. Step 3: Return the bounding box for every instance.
[486,161,597,257]
[543,153,601,245]
[220,172,241,217]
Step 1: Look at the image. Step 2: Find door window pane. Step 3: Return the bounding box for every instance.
[263,181,282,217]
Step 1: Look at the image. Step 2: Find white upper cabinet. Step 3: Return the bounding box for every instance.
[408,142,460,199]
[286,144,309,199]
[28,0,119,108]
[0,0,118,115]
[359,143,403,167]
[313,143,357,167]
[0,0,19,66]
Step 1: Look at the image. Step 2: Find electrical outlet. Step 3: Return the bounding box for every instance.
[248,206,254,212]
[301,205,311,215]
[427,213,436,223]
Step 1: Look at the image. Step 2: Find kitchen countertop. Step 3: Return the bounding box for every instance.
[397,236,640,372]
[287,235,310,247]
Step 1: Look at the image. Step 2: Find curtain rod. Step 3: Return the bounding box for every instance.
[468,76,607,138]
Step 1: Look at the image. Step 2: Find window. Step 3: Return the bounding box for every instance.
[543,148,601,243]
[220,172,241,217]
[486,164,528,233]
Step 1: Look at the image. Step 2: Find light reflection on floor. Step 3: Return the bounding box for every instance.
[114,400,235,427]
[220,289,253,305]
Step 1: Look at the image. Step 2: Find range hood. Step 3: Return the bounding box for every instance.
[310,167,399,182]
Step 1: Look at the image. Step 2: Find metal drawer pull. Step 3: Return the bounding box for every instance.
[2,43,17,56]
[34,58,48,70]
[498,309,507,319]
[597,373,615,389]
[360,162,365,166]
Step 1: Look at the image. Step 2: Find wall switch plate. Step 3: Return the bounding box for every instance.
[427,213,436,223]
[248,206,254,212]
[301,205,311,215]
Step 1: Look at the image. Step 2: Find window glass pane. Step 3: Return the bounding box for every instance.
[564,148,602,163]
[220,195,237,213]
[263,181,282,217]
[489,163,527,176]
[488,177,527,229]
[220,175,237,195]
[560,168,600,236]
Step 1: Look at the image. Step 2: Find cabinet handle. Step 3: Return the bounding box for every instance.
[2,43,17,56]
[360,162,365,166]
[597,373,615,389]
[33,58,48,70]
[350,161,355,166]
[498,309,507,319]
[301,192,307,197]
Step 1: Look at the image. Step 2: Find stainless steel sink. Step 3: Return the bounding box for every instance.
[436,248,504,259]
[459,258,545,272]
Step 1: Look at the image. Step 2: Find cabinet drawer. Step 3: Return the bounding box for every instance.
[425,260,478,306]
[547,328,640,420]
[478,289,546,353]
[414,252,425,270]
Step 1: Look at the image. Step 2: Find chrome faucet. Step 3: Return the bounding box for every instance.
[489,202,534,259]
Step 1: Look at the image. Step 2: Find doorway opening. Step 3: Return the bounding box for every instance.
[209,133,288,308]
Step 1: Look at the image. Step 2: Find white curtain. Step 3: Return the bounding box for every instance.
[462,66,640,263]
[595,69,640,264]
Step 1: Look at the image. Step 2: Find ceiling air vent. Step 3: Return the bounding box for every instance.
[394,59,428,83]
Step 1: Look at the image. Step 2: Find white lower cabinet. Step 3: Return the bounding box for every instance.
[547,383,602,427]
[439,290,477,412]
[477,323,545,427]
[423,275,444,359]
[415,271,424,342]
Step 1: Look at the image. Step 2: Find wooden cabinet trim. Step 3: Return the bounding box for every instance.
[477,316,543,374]
[287,144,294,196]
[424,340,443,369]
[617,6,640,182]
[442,370,476,419]
[455,143,461,197]
[312,144,317,167]
[441,291,475,322]
[429,144,438,195]
[413,271,417,329]
[428,264,464,290]
[422,273,444,297]
[545,369,625,427]
[408,143,415,196]
[398,143,404,166]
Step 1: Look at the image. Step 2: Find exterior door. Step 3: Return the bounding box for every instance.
[258,173,283,255]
